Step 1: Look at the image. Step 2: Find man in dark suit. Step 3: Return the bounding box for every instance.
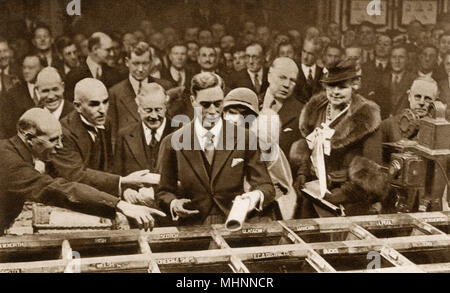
[0,108,165,235]
[31,23,58,68]
[64,32,123,102]
[295,39,323,104]
[54,36,80,79]
[375,45,417,119]
[262,57,303,166]
[36,67,74,121]
[0,37,21,89]
[114,83,175,176]
[228,42,269,102]
[52,78,161,196]
[161,42,195,119]
[437,52,450,107]
[358,21,376,64]
[0,54,44,139]
[108,42,174,139]
[156,72,275,226]
[416,45,444,82]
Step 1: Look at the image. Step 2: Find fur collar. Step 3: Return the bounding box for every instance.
[299,92,381,149]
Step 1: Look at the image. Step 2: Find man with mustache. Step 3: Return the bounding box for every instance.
[156,72,275,226]
[114,83,176,176]
[35,67,74,121]
[51,78,160,197]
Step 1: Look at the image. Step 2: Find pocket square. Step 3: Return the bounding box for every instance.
[231,158,244,168]
[283,128,293,132]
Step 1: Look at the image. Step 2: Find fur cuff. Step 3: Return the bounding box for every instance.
[289,139,311,168]
[348,156,389,198]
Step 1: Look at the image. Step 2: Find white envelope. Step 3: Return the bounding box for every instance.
[231,158,244,168]
[283,128,293,132]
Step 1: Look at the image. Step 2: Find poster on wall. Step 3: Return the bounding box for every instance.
[401,0,438,25]
[349,0,388,25]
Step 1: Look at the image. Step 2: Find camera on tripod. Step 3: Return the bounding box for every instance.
[385,101,450,213]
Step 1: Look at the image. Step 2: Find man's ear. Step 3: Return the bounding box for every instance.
[190,95,196,106]
[125,57,130,68]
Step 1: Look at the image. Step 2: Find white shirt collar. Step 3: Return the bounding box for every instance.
[247,68,263,82]
[194,117,223,150]
[418,71,433,78]
[79,114,105,141]
[129,75,148,95]
[150,70,161,79]
[301,63,316,78]
[375,59,388,68]
[27,82,38,102]
[1,65,10,75]
[64,64,71,75]
[170,66,185,85]
[86,56,102,78]
[45,100,65,120]
[142,118,166,145]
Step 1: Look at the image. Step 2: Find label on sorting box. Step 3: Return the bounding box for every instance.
[158,227,180,240]
[156,256,194,265]
[0,242,25,249]
[242,228,264,234]
[322,248,339,255]
[423,217,447,223]
[0,269,22,273]
[295,225,316,232]
[411,241,433,248]
[94,238,108,244]
[253,251,291,260]
[376,219,393,226]
[90,262,122,270]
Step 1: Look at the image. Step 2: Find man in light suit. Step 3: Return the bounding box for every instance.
[114,83,176,176]
[262,57,303,168]
[156,72,275,226]
[0,108,165,235]
[108,42,173,140]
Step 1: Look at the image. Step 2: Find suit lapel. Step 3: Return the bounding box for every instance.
[125,124,148,170]
[180,122,210,191]
[118,80,140,121]
[278,97,298,128]
[210,122,235,185]
[67,113,93,159]
[10,136,33,164]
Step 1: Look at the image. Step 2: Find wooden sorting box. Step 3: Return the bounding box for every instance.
[0,212,449,273]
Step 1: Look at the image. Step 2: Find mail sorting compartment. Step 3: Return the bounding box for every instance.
[0,245,62,263]
[223,232,292,248]
[400,248,450,265]
[293,228,361,243]
[243,257,317,273]
[365,224,429,238]
[319,251,396,271]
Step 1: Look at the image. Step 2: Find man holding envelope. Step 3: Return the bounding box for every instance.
[156,72,275,226]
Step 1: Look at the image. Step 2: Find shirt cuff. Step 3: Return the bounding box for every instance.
[118,177,123,198]
[255,190,264,212]
[169,200,179,221]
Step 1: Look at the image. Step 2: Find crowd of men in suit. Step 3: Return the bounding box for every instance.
[1,14,450,234]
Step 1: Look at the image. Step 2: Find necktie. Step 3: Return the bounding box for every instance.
[138,81,142,95]
[308,68,313,82]
[95,67,101,79]
[176,70,183,86]
[377,62,383,70]
[270,99,279,112]
[149,129,157,148]
[204,132,215,165]
[254,72,261,94]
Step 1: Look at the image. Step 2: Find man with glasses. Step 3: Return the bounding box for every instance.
[65,32,123,103]
[228,42,269,99]
[156,72,275,226]
[0,108,166,235]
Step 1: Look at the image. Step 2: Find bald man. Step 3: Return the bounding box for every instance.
[114,83,176,176]
[36,67,74,120]
[65,32,124,103]
[262,57,303,165]
[0,108,165,235]
[296,39,324,104]
[51,78,159,197]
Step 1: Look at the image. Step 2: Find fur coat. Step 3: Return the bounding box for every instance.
[290,92,390,216]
